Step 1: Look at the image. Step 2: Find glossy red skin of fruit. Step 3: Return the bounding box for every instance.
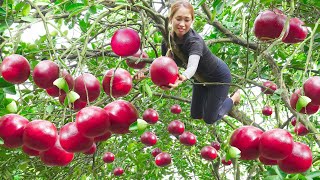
[179,131,197,146]
[150,56,178,87]
[94,131,112,142]
[152,148,162,157]
[290,89,320,114]
[0,114,29,148]
[74,73,100,102]
[142,108,159,124]
[221,157,232,165]
[140,132,157,146]
[59,94,87,111]
[278,142,312,174]
[104,100,138,134]
[83,143,97,155]
[170,104,182,114]
[303,76,320,105]
[253,9,288,41]
[113,167,124,176]
[155,152,171,167]
[40,138,74,166]
[259,156,277,165]
[282,18,308,44]
[33,60,60,89]
[262,106,273,116]
[111,28,140,57]
[211,141,221,151]
[45,70,74,97]
[103,152,115,163]
[102,68,132,98]
[167,120,185,136]
[201,146,218,161]
[261,81,277,94]
[76,106,110,138]
[259,128,293,160]
[229,126,264,160]
[291,117,297,126]
[294,123,309,136]
[23,120,58,151]
[22,145,40,156]
[59,122,93,153]
[1,54,30,84]
[126,50,147,69]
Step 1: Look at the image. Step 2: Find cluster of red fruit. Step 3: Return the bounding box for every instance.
[254,9,308,43]
[230,126,312,174]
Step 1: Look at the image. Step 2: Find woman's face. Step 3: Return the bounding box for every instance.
[171,6,193,39]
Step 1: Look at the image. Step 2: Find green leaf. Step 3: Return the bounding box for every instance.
[296,95,311,112]
[137,119,148,131]
[4,85,16,95]
[227,146,241,159]
[0,90,4,103]
[144,83,152,97]
[0,7,6,15]
[129,121,138,131]
[46,105,54,114]
[21,16,37,23]
[89,6,97,14]
[66,91,80,104]
[15,2,26,12]
[0,137,3,145]
[68,7,86,18]
[53,78,69,93]
[65,3,85,12]
[21,3,31,16]
[263,175,282,180]
[195,0,206,8]
[79,19,87,32]
[306,171,320,179]
[0,77,13,88]
[6,100,17,113]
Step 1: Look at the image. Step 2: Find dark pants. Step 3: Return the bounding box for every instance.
[190,59,233,124]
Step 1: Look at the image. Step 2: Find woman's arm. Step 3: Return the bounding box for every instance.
[182,54,200,79]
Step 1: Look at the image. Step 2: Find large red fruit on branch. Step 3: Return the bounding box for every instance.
[261,81,277,94]
[253,9,288,41]
[152,148,162,157]
[104,100,138,134]
[149,56,178,87]
[200,146,218,161]
[259,129,293,160]
[170,104,182,114]
[45,70,74,97]
[229,126,263,160]
[111,28,140,57]
[140,132,157,146]
[33,60,60,89]
[103,152,115,163]
[211,141,221,151]
[155,152,171,167]
[23,120,58,151]
[294,122,309,136]
[113,167,124,176]
[59,94,87,111]
[94,131,112,142]
[278,142,312,174]
[0,54,30,84]
[142,108,159,124]
[40,138,74,166]
[126,49,148,69]
[167,120,185,136]
[59,122,93,153]
[0,114,29,148]
[179,131,197,146]
[303,76,320,105]
[22,145,40,156]
[258,156,277,165]
[74,73,100,102]
[282,18,308,44]
[102,68,132,98]
[290,89,319,114]
[262,106,273,116]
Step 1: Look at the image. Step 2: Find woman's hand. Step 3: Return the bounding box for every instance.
[164,74,187,90]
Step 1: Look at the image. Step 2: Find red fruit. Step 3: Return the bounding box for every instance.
[262,106,273,116]
[113,167,124,176]
[282,18,308,44]
[253,9,288,41]
[104,100,138,134]
[111,28,140,57]
[94,131,112,142]
[259,156,277,165]
[74,73,100,102]
[1,54,30,84]
[59,94,87,111]
[140,132,157,146]
[22,145,40,156]
[229,126,264,160]
[294,123,309,136]
[179,131,197,146]
[149,56,178,87]
[33,60,60,89]
[0,114,29,148]
[83,143,97,155]
[76,106,110,138]
[45,70,74,97]
[170,104,182,114]
[221,157,232,166]
[103,152,115,163]
[259,129,293,160]
[126,49,148,69]
[23,120,58,151]
[155,152,171,167]
[303,76,320,105]
[201,146,218,161]
[211,141,221,151]
[278,142,312,174]
[40,138,74,166]
[152,148,162,157]
[290,89,319,114]
[291,117,297,126]
[102,68,132,98]
[167,120,185,136]
[261,81,277,94]
[143,108,159,124]
[59,122,93,153]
